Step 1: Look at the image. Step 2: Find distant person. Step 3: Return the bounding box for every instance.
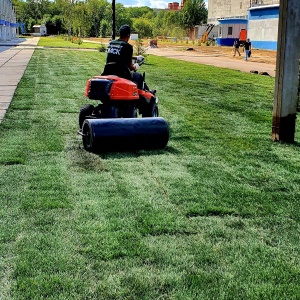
[233,38,241,56]
[243,38,252,61]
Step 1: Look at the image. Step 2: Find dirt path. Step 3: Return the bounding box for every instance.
[145,45,277,77]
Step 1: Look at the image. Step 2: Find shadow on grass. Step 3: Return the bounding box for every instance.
[185,210,251,219]
[142,62,156,66]
[96,146,178,160]
[71,142,178,167]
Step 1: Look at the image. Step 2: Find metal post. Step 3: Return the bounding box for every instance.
[272,0,300,143]
[112,0,115,40]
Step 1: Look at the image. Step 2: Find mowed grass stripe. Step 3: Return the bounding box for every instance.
[0,48,300,299]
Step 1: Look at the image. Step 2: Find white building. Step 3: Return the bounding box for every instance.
[33,25,47,36]
[208,0,280,50]
[0,0,17,41]
[247,4,279,50]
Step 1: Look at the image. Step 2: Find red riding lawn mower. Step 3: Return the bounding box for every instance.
[78,56,169,152]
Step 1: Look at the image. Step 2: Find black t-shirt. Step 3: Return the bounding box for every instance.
[244,42,251,50]
[106,39,133,68]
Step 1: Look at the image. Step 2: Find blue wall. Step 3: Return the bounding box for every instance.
[248,7,279,20]
[218,19,248,25]
[251,41,277,50]
[217,38,236,46]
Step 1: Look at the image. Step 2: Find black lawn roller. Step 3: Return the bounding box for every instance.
[81,117,169,152]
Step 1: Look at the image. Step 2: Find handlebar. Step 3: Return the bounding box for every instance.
[132,55,145,66]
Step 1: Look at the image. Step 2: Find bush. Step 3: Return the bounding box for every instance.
[98,43,107,52]
[134,39,146,56]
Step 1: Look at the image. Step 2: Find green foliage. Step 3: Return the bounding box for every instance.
[99,19,110,38]
[98,43,107,52]
[134,38,146,56]
[43,14,64,35]
[26,17,36,32]
[126,6,155,19]
[14,0,208,38]
[114,3,133,33]
[85,0,109,37]
[132,18,152,38]
[72,37,83,45]
[151,10,182,37]
[170,26,185,39]
[181,0,207,30]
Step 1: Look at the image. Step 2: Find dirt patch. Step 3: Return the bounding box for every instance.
[148,43,277,65]
[85,37,276,65]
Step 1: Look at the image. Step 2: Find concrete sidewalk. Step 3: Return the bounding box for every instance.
[0,37,39,122]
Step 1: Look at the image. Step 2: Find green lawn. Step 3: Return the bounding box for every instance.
[38,36,104,49]
[1,48,300,299]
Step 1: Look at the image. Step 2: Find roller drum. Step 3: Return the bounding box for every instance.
[82,117,169,152]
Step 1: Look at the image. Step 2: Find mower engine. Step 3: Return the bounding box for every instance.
[85,76,139,103]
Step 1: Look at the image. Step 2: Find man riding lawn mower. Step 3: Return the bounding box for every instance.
[78,25,169,153]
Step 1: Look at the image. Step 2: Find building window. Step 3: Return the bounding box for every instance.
[250,0,259,6]
[228,27,233,35]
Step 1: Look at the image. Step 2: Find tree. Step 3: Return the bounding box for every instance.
[73,2,89,37]
[99,19,110,37]
[180,0,207,37]
[26,0,51,23]
[56,0,77,36]
[86,0,109,37]
[132,18,152,38]
[163,11,181,36]
[115,3,132,33]
[151,10,166,37]
[126,6,155,19]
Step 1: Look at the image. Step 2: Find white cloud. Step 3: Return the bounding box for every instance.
[121,0,207,9]
[123,0,168,8]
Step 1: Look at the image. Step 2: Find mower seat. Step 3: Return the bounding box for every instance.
[101,63,132,81]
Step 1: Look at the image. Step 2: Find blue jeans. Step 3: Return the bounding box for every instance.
[132,72,149,90]
[245,50,250,61]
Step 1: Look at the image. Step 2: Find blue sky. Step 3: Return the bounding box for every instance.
[119,0,208,9]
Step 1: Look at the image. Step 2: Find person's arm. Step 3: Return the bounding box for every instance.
[126,44,136,71]
[129,61,136,71]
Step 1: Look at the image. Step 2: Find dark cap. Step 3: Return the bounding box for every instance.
[119,25,131,37]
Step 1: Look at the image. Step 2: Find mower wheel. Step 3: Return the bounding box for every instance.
[79,104,94,128]
[123,107,138,118]
[82,120,94,152]
[142,102,159,118]
[102,105,119,118]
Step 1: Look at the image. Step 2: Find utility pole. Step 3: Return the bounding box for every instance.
[112,0,116,40]
[272,0,300,143]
